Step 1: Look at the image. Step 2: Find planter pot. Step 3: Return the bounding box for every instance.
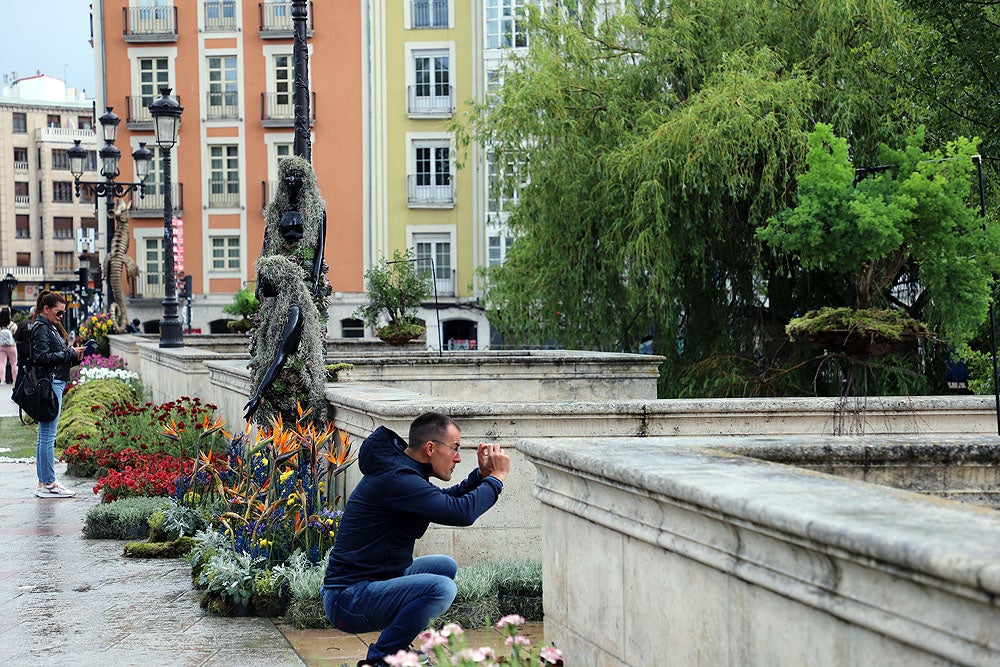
[377,324,426,346]
[797,328,931,358]
[787,308,932,358]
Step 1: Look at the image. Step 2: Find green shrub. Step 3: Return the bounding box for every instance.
[273,550,330,628]
[123,537,196,558]
[57,379,138,455]
[437,559,543,628]
[83,496,172,540]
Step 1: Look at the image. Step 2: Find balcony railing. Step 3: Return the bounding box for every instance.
[14,195,30,207]
[126,94,181,129]
[206,91,240,120]
[123,5,178,42]
[208,179,241,208]
[411,0,449,28]
[259,1,313,37]
[260,91,316,127]
[407,85,455,117]
[34,127,96,144]
[204,0,238,31]
[14,161,28,171]
[407,175,455,206]
[130,183,184,218]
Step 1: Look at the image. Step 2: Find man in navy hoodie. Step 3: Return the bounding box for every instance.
[322,411,510,667]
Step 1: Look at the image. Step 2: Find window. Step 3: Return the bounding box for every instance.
[487,151,526,213]
[272,54,293,115]
[53,217,74,239]
[81,217,97,231]
[488,234,515,266]
[47,114,61,129]
[15,215,30,239]
[410,50,452,115]
[78,115,93,130]
[210,236,241,271]
[52,149,69,170]
[409,140,453,204]
[54,252,74,272]
[14,181,29,206]
[341,318,365,338]
[143,145,167,201]
[85,150,98,172]
[205,0,237,30]
[414,234,453,295]
[143,237,164,296]
[16,253,31,267]
[207,55,239,119]
[486,0,529,49]
[261,0,293,30]
[12,112,26,133]
[138,57,170,116]
[412,0,448,28]
[13,147,28,168]
[209,145,240,206]
[52,182,74,203]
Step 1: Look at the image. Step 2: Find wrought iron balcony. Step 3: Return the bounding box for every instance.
[126,94,181,130]
[407,85,455,117]
[259,1,313,38]
[260,91,316,127]
[206,91,240,120]
[207,178,241,208]
[204,0,238,31]
[123,5,178,42]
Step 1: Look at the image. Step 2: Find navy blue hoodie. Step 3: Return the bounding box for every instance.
[323,425,504,590]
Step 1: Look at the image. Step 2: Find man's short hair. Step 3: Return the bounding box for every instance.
[408,411,458,451]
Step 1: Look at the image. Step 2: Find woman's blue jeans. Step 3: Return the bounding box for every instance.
[323,555,458,661]
[35,379,66,485]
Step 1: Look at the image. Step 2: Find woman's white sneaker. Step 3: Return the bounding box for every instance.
[35,481,76,498]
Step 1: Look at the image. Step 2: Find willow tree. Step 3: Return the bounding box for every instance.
[466,0,928,396]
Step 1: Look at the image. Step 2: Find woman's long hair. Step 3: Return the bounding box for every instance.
[36,291,69,342]
[0,307,10,328]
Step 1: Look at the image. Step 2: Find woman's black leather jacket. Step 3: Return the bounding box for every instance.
[29,319,78,381]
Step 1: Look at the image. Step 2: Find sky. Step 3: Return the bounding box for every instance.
[0,1,96,94]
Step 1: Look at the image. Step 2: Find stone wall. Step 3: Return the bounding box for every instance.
[521,435,1000,666]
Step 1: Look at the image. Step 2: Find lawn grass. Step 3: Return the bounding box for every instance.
[0,416,38,458]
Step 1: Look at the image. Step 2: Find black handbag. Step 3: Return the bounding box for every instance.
[12,325,59,423]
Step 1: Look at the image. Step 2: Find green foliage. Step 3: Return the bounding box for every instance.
[197,551,261,609]
[354,249,432,329]
[57,378,138,455]
[463,0,920,396]
[222,285,259,332]
[759,125,999,349]
[324,362,354,381]
[786,307,929,342]
[437,559,544,629]
[82,496,172,540]
[122,537,195,558]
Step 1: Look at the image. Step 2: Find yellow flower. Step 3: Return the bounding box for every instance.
[287,493,298,505]
[279,470,294,483]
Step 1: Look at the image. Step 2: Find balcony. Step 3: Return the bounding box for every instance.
[206,91,240,120]
[34,127,96,144]
[130,183,184,218]
[407,175,455,207]
[407,85,455,117]
[259,1,313,38]
[411,0,449,28]
[14,161,28,171]
[14,195,30,208]
[207,179,241,208]
[204,0,238,31]
[123,5,178,42]
[260,91,316,127]
[126,94,181,130]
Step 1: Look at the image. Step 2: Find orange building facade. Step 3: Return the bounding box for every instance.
[94,0,364,334]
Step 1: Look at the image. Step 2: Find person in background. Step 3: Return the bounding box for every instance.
[30,291,86,499]
[0,307,17,385]
[125,318,142,334]
[322,411,511,667]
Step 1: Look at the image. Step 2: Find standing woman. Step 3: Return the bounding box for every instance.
[31,291,86,498]
[0,307,17,385]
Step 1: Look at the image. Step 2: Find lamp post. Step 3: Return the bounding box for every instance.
[68,108,152,314]
[292,0,311,160]
[148,87,185,348]
[0,273,17,308]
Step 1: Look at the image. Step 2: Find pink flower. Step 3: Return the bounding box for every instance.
[504,635,531,647]
[382,650,422,667]
[455,647,495,663]
[440,622,464,637]
[495,614,526,629]
[418,629,448,651]
[540,646,563,664]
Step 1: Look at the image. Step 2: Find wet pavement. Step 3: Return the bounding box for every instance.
[0,385,544,666]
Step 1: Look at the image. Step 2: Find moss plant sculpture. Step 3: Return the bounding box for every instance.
[355,249,431,345]
[246,156,332,425]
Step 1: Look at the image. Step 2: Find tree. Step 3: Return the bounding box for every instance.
[758,124,1000,350]
[466,0,926,396]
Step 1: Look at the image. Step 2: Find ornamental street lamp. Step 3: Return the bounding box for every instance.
[148,87,185,348]
[292,0,311,160]
[67,107,152,314]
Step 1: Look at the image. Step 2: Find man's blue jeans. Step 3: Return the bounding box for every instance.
[323,555,458,661]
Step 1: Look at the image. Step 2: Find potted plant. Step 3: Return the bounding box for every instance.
[758,124,1000,358]
[355,249,432,345]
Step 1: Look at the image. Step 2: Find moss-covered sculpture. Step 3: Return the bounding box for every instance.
[245,156,332,425]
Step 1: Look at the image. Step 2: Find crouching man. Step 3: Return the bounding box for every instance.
[322,411,511,667]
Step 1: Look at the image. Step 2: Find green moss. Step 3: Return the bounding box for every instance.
[57,379,138,453]
[787,307,929,341]
[324,362,353,382]
[83,496,172,540]
[123,537,196,558]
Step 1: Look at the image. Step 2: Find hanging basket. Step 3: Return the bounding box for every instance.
[376,322,426,346]
[787,308,933,358]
